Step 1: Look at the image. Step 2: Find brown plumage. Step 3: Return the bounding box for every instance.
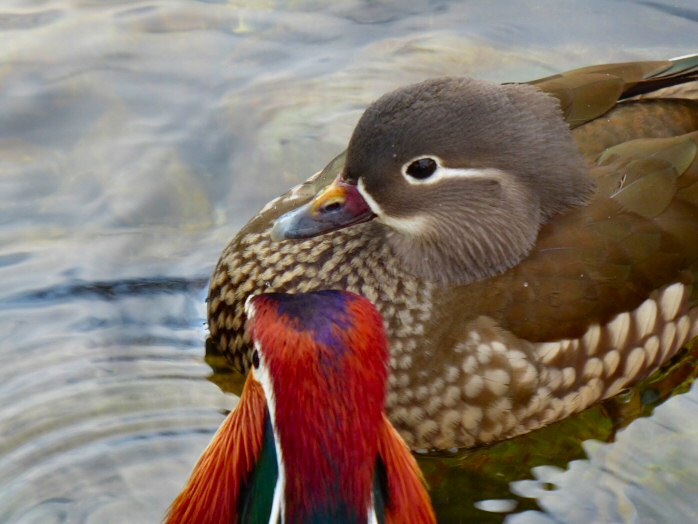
[208,55,698,450]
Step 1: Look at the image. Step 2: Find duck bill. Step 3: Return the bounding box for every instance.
[271,177,375,241]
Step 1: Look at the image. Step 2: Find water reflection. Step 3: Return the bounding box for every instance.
[1,0,697,522]
[509,381,698,523]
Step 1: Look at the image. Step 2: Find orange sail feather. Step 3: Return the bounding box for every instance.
[164,375,267,524]
[377,415,436,524]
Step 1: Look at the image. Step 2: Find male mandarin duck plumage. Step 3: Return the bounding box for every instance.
[209,55,698,450]
[166,290,435,524]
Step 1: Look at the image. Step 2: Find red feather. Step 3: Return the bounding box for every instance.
[168,291,436,522]
[164,374,266,524]
[249,291,390,521]
[377,415,436,524]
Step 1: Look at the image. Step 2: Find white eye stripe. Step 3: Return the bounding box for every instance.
[422,166,502,183]
[401,155,501,185]
[358,177,429,234]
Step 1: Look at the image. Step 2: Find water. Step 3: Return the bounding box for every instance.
[1,1,697,522]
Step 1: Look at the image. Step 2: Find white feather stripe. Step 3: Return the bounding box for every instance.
[253,349,286,524]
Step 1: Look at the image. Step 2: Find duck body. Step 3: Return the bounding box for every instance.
[166,290,435,524]
[209,56,698,450]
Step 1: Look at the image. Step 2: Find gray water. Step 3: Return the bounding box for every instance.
[1,1,698,522]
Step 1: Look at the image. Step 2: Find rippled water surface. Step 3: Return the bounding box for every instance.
[2,1,698,522]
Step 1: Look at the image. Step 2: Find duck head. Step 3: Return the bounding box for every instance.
[272,77,595,285]
[247,290,390,523]
[168,290,434,524]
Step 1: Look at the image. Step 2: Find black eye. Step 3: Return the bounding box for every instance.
[405,157,437,180]
[252,350,260,369]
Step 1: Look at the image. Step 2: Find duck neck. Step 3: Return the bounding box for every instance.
[257,349,386,523]
[380,189,543,286]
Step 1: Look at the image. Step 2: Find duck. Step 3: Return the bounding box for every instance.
[166,290,435,524]
[208,54,698,451]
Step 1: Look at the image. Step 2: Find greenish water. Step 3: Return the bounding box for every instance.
[1,1,697,522]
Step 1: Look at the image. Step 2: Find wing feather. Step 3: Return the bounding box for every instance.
[165,374,267,524]
[376,415,436,524]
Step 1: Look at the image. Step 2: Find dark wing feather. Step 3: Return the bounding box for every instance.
[530,54,698,128]
[239,413,279,524]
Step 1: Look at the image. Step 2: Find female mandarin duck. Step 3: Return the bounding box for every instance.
[166,290,435,524]
[208,55,698,451]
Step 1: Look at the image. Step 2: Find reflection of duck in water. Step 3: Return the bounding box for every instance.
[167,291,435,524]
[209,55,698,451]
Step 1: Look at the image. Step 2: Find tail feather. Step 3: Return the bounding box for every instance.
[622,53,698,98]
[529,53,698,128]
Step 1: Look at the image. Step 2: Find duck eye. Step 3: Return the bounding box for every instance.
[251,350,260,369]
[405,157,437,180]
